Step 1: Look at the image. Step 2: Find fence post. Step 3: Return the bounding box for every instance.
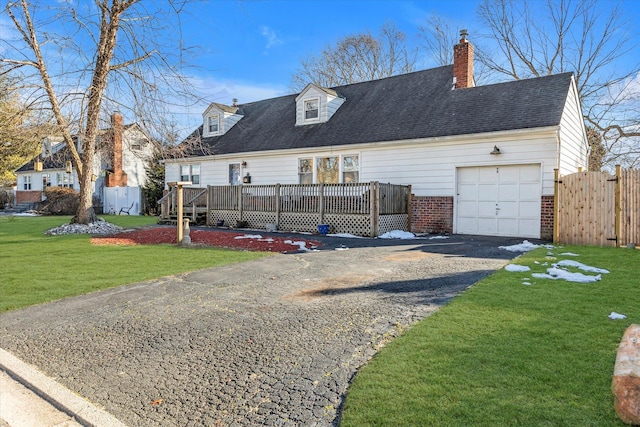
[406,185,412,232]
[206,186,211,226]
[318,183,325,225]
[615,164,622,247]
[275,184,281,228]
[553,169,560,244]
[370,181,379,237]
[238,185,243,223]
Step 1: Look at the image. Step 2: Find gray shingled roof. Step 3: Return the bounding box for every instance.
[180,66,574,157]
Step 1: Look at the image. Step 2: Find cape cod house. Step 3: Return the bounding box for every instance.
[15,113,154,214]
[165,33,588,239]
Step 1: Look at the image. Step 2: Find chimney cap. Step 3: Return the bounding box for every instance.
[232,98,238,107]
[460,29,469,41]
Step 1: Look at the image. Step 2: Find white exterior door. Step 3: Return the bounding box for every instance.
[456,164,541,238]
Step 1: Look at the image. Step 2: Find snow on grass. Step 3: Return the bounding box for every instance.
[555,259,609,274]
[235,234,263,240]
[560,252,579,256]
[531,268,602,283]
[499,240,554,252]
[379,230,416,239]
[505,264,531,272]
[608,312,627,320]
[428,235,449,240]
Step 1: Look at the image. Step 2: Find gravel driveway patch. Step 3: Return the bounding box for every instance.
[0,237,523,426]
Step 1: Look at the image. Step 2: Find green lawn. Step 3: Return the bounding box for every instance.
[0,215,268,312]
[340,245,638,426]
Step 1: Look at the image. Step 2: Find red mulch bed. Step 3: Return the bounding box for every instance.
[91,227,322,253]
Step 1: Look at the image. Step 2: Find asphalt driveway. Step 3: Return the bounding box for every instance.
[0,235,526,426]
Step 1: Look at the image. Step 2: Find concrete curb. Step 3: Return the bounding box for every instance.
[0,348,125,427]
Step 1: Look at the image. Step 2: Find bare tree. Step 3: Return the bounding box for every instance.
[290,22,417,91]
[1,0,196,223]
[476,0,640,168]
[418,14,458,67]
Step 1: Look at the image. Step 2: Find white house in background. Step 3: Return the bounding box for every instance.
[165,32,588,239]
[15,113,155,214]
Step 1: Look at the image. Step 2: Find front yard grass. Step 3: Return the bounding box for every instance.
[0,215,268,312]
[340,245,638,426]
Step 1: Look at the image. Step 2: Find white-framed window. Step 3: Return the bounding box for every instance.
[342,155,359,183]
[298,154,360,184]
[208,114,220,133]
[42,173,51,188]
[298,158,313,184]
[180,164,200,184]
[304,99,319,120]
[316,156,339,184]
[229,163,241,185]
[23,175,31,190]
[56,172,73,188]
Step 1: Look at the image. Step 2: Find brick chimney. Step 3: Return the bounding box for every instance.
[105,112,128,187]
[453,29,474,89]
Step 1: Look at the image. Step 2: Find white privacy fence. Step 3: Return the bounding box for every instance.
[103,186,142,215]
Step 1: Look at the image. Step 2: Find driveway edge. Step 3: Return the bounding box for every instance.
[0,348,126,427]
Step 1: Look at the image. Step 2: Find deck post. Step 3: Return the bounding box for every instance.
[406,185,413,232]
[275,184,281,228]
[238,185,243,223]
[318,183,325,225]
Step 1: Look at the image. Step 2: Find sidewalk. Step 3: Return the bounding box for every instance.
[0,349,124,427]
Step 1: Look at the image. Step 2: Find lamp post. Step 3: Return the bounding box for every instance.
[167,181,192,244]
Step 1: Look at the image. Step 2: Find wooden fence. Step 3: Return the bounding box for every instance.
[206,182,412,237]
[555,166,640,247]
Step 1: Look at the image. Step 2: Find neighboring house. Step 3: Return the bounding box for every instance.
[15,113,155,214]
[165,33,587,239]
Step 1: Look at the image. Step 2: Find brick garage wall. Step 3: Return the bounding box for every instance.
[411,196,453,234]
[540,195,554,240]
[15,191,42,204]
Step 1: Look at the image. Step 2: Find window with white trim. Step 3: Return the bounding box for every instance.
[23,175,31,190]
[208,114,220,133]
[56,172,73,188]
[298,158,312,184]
[304,99,319,120]
[229,163,241,185]
[180,164,200,185]
[316,156,339,184]
[342,155,359,183]
[42,173,51,188]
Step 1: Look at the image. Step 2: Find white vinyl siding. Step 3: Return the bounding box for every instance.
[558,78,588,174]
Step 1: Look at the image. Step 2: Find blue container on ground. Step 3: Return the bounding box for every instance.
[317,224,329,235]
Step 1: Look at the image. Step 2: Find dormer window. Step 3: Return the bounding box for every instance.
[208,115,220,133]
[304,99,319,120]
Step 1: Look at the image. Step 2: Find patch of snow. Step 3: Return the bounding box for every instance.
[560,252,579,256]
[505,264,531,272]
[522,281,532,286]
[10,212,40,216]
[499,240,543,252]
[379,230,415,239]
[284,239,310,251]
[335,247,349,251]
[608,312,627,320]
[531,268,601,283]
[327,233,364,239]
[428,235,449,240]
[258,238,274,243]
[234,234,263,240]
[555,260,609,274]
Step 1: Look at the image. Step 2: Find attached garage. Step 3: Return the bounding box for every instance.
[456,164,542,238]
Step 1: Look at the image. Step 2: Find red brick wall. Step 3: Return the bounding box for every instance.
[540,195,554,240]
[15,191,42,204]
[411,196,453,234]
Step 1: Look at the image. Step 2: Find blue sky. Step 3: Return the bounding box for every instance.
[2,0,638,137]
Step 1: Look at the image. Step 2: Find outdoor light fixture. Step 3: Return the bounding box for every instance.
[241,161,247,167]
[490,145,501,155]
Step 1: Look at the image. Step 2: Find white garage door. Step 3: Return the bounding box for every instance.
[456,164,542,238]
